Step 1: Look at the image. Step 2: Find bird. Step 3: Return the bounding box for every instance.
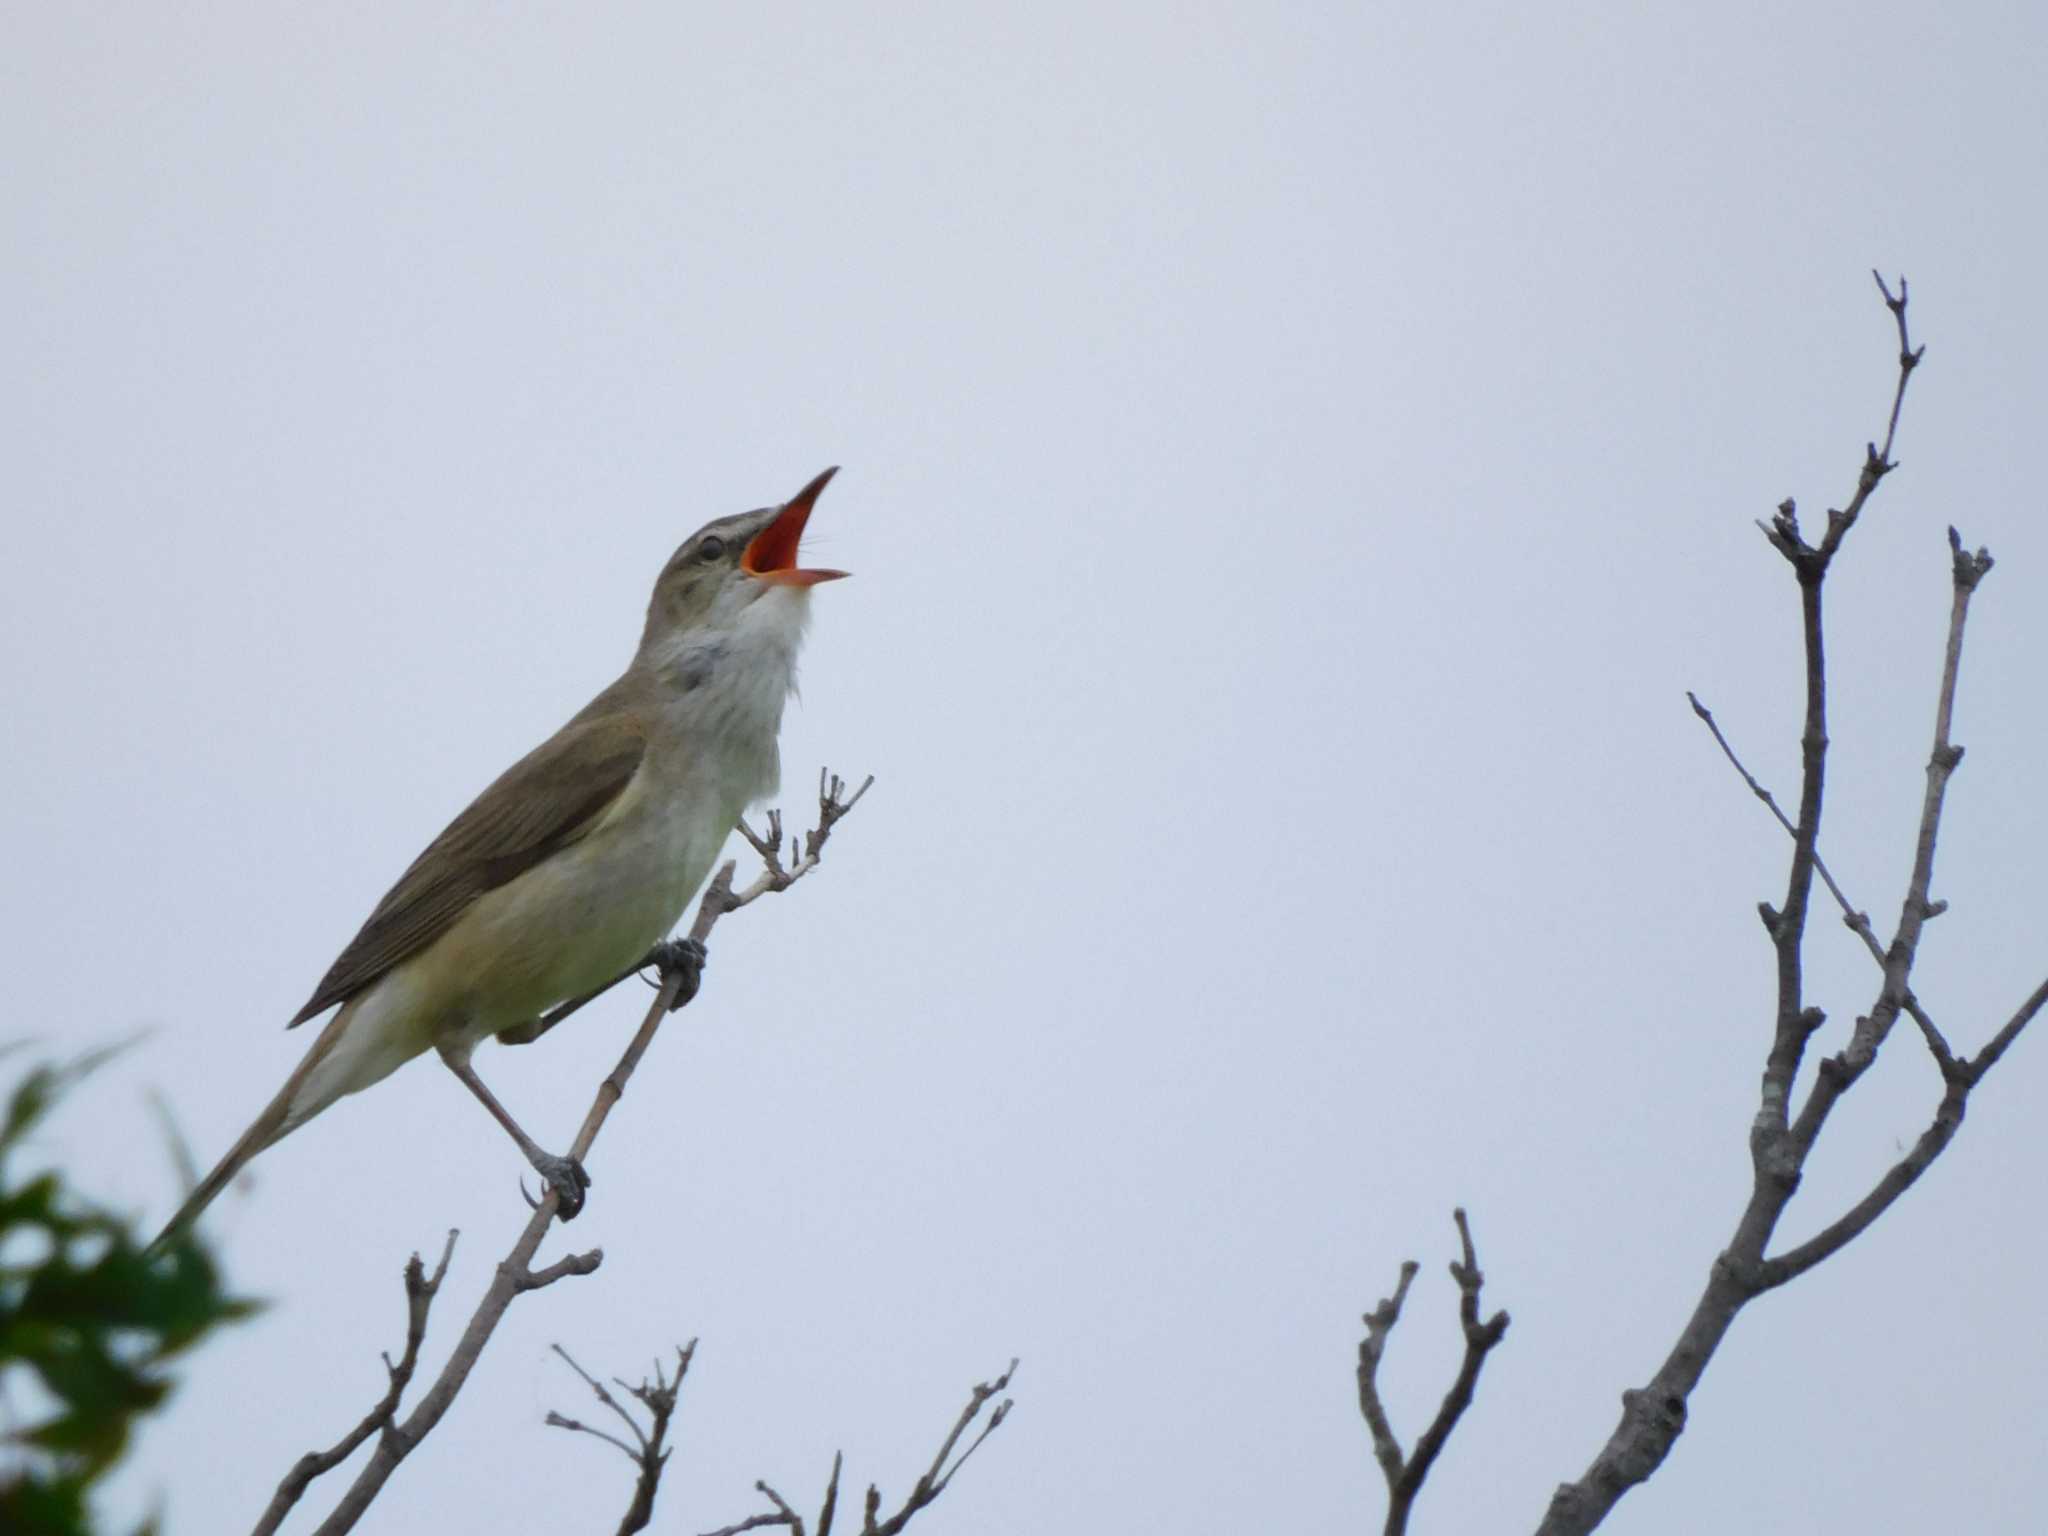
[150,468,849,1251]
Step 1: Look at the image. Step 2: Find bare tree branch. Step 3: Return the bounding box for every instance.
[702,1362,1018,1536]
[1534,281,2045,1534]
[1757,965,2048,1290]
[547,1341,694,1534]
[251,1232,456,1536]
[1769,268,1923,568]
[1785,528,1994,1152]
[261,772,870,1535]
[1356,1210,1509,1536]
[1356,1259,1420,1494]
[1686,692,1953,1064]
[700,1473,820,1536]
[1962,975,2048,1083]
[872,1356,1018,1530]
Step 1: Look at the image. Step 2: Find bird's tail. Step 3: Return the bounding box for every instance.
[146,1098,289,1254]
[146,1000,360,1254]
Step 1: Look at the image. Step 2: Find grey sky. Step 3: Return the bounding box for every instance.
[7,3,2047,1531]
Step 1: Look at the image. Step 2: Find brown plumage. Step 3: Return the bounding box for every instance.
[288,710,648,1026]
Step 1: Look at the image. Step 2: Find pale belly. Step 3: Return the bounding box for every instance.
[284,783,734,1127]
[425,802,727,1036]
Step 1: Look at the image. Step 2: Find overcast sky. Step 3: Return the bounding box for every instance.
[7,3,2048,1532]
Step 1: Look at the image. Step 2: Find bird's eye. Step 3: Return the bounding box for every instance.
[697,536,727,563]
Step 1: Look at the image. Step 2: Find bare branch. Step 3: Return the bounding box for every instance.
[517,1247,604,1292]
[1811,269,1923,564]
[1872,271,1923,474]
[547,1344,651,1458]
[544,1411,641,1463]
[700,1476,811,1536]
[1757,1080,1968,1289]
[251,1231,456,1536]
[818,1451,844,1536]
[1406,1212,1510,1491]
[1788,525,1991,1151]
[700,1515,801,1536]
[283,773,871,1534]
[1962,974,2048,1084]
[1532,275,2042,1535]
[1356,1259,1420,1492]
[547,1341,695,1534]
[866,1359,1017,1536]
[710,772,877,925]
[703,1362,1016,1536]
[1687,691,1952,1064]
[1757,963,2048,1291]
[1357,1213,1508,1536]
[1707,282,1927,1157]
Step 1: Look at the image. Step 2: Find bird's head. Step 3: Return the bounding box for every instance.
[639,467,848,658]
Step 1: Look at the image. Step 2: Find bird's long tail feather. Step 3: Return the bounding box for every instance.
[146,1001,358,1254]
[146,1099,288,1254]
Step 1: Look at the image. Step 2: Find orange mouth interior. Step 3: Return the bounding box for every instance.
[743,466,849,586]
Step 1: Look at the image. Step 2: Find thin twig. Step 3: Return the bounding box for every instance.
[1788,528,1991,1149]
[818,1450,843,1536]
[1756,960,2048,1289]
[1356,1212,1509,1536]
[701,1363,1016,1536]
[547,1344,651,1458]
[250,1231,457,1536]
[547,1341,695,1534]
[1962,975,2048,1084]
[1356,1260,1420,1494]
[699,1516,803,1536]
[1812,269,1923,564]
[1686,691,1952,1064]
[880,1358,1018,1526]
[700,1479,810,1536]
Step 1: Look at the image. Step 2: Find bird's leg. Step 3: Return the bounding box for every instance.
[433,1038,591,1218]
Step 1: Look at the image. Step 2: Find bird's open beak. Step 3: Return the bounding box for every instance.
[743,467,849,586]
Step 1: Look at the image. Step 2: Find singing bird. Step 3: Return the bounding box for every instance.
[151,468,849,1250]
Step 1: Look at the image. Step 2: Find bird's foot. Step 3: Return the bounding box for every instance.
[523,1150,592,1220]
[651,937,708,1011]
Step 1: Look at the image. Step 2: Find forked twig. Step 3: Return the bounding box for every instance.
[1686,691,1953,1063]
[251,1232,457,1536]
[547,1341,695,1534]
[701,1361,1018,1536]
[1356,1210,1509,1536]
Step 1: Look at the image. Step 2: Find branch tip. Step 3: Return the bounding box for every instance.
[1359,1210,1510,1534]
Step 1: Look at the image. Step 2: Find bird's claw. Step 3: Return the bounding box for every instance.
[651,937,708,1011]
[528,1151,592,1220]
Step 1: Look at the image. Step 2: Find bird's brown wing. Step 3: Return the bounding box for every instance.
[287,712,648,1025]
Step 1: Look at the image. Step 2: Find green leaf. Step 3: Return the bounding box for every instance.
[0,1046,255,1509]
